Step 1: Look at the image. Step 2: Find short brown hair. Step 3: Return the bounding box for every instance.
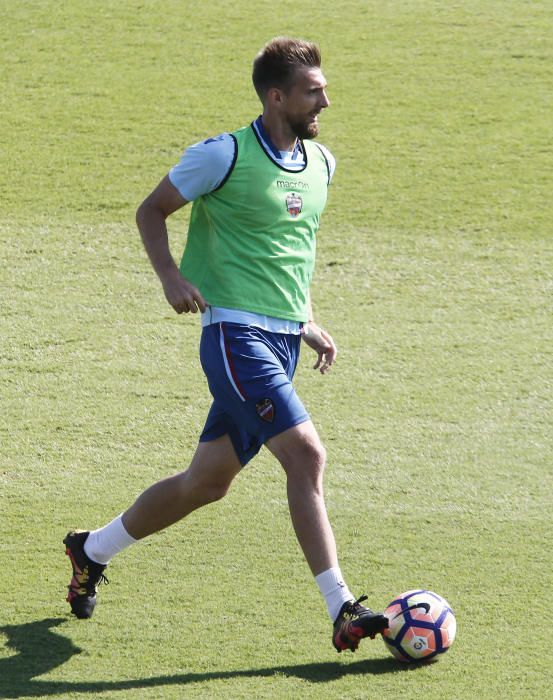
[252,37,321,100]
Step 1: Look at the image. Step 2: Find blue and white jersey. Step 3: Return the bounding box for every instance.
[169,116,336,201]
[168,116,336,333]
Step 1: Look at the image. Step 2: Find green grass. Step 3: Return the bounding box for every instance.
[1,1,552,698]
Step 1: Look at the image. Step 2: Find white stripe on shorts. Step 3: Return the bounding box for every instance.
[218,323,246,402]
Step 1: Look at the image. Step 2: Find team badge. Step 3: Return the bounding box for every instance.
[255,398,275,423]
[286,192,303,218]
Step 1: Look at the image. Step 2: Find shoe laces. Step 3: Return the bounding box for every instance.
[81,569,109,592]
[346,594,369,617]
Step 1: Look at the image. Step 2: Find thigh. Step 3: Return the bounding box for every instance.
[200,323,310,458]
[199,399,263,466]
[187,433,243,487]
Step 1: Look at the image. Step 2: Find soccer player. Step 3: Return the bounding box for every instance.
[64,37,388,652]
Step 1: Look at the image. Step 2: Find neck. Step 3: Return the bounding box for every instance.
[260,113,297,152]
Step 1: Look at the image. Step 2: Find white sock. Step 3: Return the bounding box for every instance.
[83,514,137,565]
[315,567,354,622]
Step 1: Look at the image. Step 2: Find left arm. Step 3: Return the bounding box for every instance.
[301,293,337,374]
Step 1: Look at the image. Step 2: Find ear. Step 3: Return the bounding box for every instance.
[266,86,285,107]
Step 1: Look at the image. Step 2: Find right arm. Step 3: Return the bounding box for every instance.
[136,175,207,314]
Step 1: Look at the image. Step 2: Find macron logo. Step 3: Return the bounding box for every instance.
[277,179,310,190]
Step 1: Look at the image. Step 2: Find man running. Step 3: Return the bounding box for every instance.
[64,36,388,653]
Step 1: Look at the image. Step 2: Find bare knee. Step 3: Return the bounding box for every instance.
[174,469,232,506]
[196,479,230,504]
[169,436,242,507]
[281,436,327,488]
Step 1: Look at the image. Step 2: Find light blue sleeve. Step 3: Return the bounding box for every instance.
[316,143,337,183]
[168,133,236,201]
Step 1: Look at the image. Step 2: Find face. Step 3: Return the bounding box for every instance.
[280,67,330,140]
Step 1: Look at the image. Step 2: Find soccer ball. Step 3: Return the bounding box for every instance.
[382,589,456,662]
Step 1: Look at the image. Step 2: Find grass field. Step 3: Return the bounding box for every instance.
[1,1,552,698]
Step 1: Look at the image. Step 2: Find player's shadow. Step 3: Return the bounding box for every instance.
[0,617,413,698]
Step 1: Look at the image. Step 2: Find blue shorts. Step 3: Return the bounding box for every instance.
[199,322,310,465]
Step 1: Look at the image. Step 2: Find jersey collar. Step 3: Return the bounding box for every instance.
[253,116,303,163]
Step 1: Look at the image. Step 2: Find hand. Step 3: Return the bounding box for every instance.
[161,269,207,314]
[301,322,337,374]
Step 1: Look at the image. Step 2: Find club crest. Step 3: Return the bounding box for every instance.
[285,192,303,218]
[255,398,275,423]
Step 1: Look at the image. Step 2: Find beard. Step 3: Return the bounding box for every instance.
[287,113,320,140]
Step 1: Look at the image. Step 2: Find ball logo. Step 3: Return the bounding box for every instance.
[285,192,303,218]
